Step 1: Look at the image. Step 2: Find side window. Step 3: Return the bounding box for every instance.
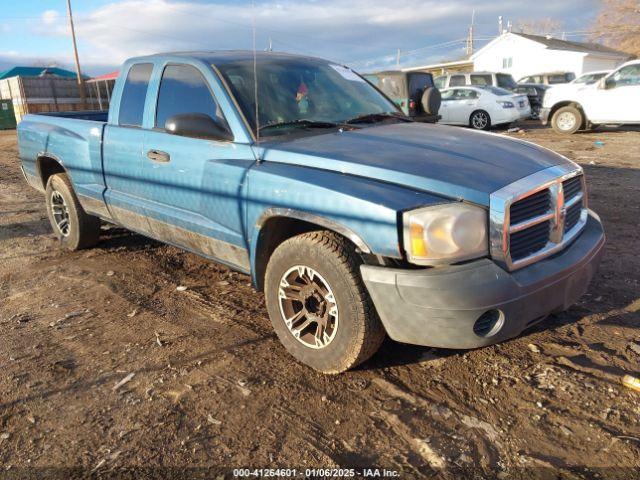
[155,64,224,130]
[449,75,466,87]
[434,76,446,89]
[609,65,640,87]
[119,63,153,127]
[548,74,569,84]
[441,89,456,100]
[457,89,478,99]
[379,77,403,98]
[470,74,492,86]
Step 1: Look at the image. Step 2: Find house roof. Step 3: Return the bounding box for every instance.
[511,33,630,57]
[0,66,83,80]
[471,32,632,60]
[87,70,119,82]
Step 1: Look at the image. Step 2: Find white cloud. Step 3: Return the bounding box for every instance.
[28,0,598,73]
[41,9,62,26]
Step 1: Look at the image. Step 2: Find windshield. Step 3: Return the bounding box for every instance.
[216,57,400,136]
[574,72,607,84]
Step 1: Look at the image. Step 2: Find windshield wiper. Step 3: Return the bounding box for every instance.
[345,112,411,124]
[259,119,340,132]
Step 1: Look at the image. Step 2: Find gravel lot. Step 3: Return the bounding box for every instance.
[0,122,639,479]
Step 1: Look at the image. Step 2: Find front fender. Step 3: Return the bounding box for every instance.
[245,161,446,276]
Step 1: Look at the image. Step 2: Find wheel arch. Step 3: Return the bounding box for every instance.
[251,209,371,291]
[36,153,67,191]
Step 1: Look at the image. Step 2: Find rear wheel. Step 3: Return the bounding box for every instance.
[45,173,101,250]
[264,231,385,374]
[551,106,583,134]
[470,110,491,130]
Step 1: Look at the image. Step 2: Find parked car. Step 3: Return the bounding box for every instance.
[364,71,441,123]
[434,71,518,91]
[540,59,640,133]
[18,51,604,373]
[518,72,576,85]
[439,86,530,129]
[514,83,549,118]
[571,70,611,85]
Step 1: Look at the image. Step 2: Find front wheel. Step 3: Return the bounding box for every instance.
[551,106,583,134]
[470,110,491,130]
[264,231,385,374]
[45,173,101,250]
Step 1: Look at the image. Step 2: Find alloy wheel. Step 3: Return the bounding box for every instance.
[278,265,339,349]
[472,112,488,129]
[50,190,71,237]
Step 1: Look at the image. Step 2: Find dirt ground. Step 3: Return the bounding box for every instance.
[0,122,639,479]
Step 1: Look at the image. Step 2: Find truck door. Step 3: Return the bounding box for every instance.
[140,63,254,271]
[585,64,640,123]
[103,63,154,228]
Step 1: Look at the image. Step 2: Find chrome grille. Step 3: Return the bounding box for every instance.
[490,165,588,271]
[510,220,551,261]
[510,189,551,225]
[563,176,582,202]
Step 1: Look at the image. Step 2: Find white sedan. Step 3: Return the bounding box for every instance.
[438,86,530,130]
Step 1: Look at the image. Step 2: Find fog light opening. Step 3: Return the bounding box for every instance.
[473,309,505,338]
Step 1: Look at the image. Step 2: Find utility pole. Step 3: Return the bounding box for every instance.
[396,48,401,68]
[498,16,503,34]
[66,0,86,106]
[466,9,476,56]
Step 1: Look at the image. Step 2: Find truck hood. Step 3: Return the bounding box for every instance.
[258,122,572,206]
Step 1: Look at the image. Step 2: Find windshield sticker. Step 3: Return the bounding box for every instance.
[330,65,365,83]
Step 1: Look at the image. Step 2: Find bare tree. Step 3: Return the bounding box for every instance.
[591,0,640,57]
[515,18,563,36]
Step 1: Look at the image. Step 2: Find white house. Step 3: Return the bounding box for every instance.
[471,32,632,81]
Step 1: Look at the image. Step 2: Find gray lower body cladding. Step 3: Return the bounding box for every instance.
[361,212,605,349]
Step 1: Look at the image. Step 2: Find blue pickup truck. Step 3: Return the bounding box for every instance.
[18,51,605,373]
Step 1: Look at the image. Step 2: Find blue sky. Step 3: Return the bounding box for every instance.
[1,0,600,75]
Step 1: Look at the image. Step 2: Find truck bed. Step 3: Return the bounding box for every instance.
[35,110,109,122]
[17,111,109,216]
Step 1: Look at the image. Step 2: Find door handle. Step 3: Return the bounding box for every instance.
[146,149,170,163]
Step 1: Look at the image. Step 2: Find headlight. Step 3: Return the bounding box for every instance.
[403,203,488,265]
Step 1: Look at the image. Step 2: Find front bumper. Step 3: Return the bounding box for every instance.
[539,107,551,125]
[361,212,605,349]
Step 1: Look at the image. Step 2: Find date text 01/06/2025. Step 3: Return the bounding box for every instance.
[232,468,401,477]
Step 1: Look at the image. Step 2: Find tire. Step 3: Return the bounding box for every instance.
[421,87,441,115]
[45,173,101,250]
[470,110,491,130]
[264,231,385,374]
[551,106,583,134]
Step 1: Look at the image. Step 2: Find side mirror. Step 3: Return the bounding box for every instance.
[599,77,614,90]
[165,113,233,141]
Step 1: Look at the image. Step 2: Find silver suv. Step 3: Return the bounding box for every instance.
[434,71,518,91]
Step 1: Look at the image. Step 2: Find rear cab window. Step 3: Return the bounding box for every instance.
[118,63,153,127]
